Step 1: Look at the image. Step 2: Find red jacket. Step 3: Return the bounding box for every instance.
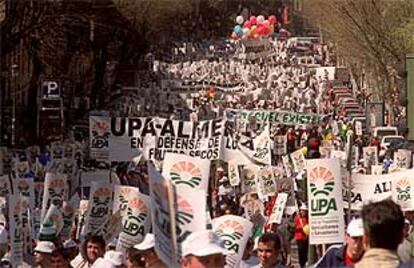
[294,214,308,241]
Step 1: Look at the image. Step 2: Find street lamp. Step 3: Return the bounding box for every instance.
[11,64,18,147]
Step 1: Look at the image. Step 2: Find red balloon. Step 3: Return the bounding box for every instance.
[268,15,277,25]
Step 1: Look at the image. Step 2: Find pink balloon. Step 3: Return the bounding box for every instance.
[244,21,252,29]
[249,16,257,25]
[268,15,276,25]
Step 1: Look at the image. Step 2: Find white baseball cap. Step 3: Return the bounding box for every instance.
[299,203,308,211]
[182,230,225,257]
[347,218,364,237]
[104,250,125,266]
[91,257,115,268]
[134,233,155,251]
[34,241,56,254]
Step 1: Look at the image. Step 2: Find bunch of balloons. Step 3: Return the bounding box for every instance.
[231,15,277,40]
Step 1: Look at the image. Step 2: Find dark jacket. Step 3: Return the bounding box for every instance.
[313,245,352,268]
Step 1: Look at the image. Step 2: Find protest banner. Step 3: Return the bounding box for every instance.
[41,172,67,222]
[148,163,178,266]
[257,166,277,200]
[291,149,305,174]
[60,194,80,240]
[89,116,110,160]
[80,169,110,188]
[392,170,414,211]
[235,109,324,126]
[9,193,24,266]
[117,194,151,253]
[102,210,123,243]
[274,135,287,156]
[60,158,78,195]
[50,142,64,161]
[0,148,12,175]
[0,175,12,197]
[307,159,345,245]
[221,125,252,165]
[268,193,288,224]
[13,160,30,179]
[173,187,207,264]
[63,143,75,159]
[162,153,211,192]
[343,173,394,210]
[83,182,113,237]
[113,186,140,217]
[371,165,383,175]
[43,204,64,234]
[238,125,272,165]
[394,150,411,169]
[212,215,253,268]
[110,117,225,161]
[281,155,292,177]
[228,161,240,187]
[363,146,378,168]
[237,38,272,60]
[241,165,259,194]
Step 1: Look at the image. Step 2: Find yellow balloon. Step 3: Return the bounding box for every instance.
[303,224,310,236]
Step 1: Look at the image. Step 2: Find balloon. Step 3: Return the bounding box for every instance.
[269,25,275,34]
[268,15,276,25]
[236,15,244,25]
[243,21,252,29]
[249,16,257,25]
[234,25,242,34]
[250,25,257,35]
[263,20,270,27]
[231,32,239,40]
[242,28,249,36]
[257,15,265,24]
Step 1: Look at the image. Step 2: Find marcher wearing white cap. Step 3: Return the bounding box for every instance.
[133,233,165,268]
[104,250,125,267]
[313,218,364,267]
[90,258,116,268]
[181,230,225,268]
[34,241,56,267]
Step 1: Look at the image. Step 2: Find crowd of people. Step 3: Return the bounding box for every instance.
[0,12,413,268]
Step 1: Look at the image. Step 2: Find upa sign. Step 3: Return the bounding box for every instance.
[41,80,60,98]
[307,159,345,245]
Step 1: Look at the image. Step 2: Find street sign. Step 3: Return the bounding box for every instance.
[41,80,60,98]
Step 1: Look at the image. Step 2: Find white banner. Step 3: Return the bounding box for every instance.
[257,166,277,200]
[307,159,345,245]
[110,117,225,161]
[83,182,113,236]
[228,161,240,187]
[392,171,414,211]
[162,153,211,192]
[363,146,378,168]
[60,194,80,240]
[291,150,305,174]
[9,194,23,266]
[394,150,411,169]
[89,116,110,160]
[212,215,253,268]
[268,193,288,224]
[117,194,152,253]
[43,204,64,234]
[238,125,272,165]
[41,173,67,222]
[241,165,259,194]
[274,135,287,155]
[148,163,178,266]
